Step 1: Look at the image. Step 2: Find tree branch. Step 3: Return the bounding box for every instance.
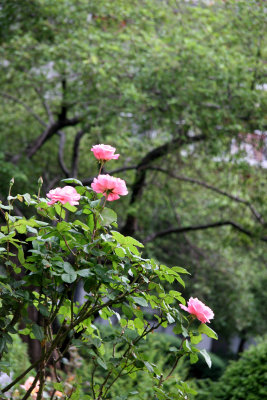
[71,130,87,178]
[147,166,264,224]
[121,134,205,235]
[57,131,70,177]
[143,220,267,243]
[11,117,81,163]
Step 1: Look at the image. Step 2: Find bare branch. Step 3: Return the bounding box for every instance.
[148,167,264,224]
[0,92,47,127]
[11,117,81,163]
[143,220,267,243]
[57,131,70,177]
[121,134,205,235]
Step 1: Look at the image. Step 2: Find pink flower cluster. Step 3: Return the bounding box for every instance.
[21,376,40,399]
[179,297,214,324]
[91,144,120,161]
[90,144,128,202]
[91,174,128,201]
[46,144,127,204]
[47,186,80,206]
[21,376,63,398]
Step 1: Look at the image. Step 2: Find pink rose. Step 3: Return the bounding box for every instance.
[179,297,214,324]
[91,174,128,201]
[20,376,40,399]
[91,144,120,161]
[47,186,80,206]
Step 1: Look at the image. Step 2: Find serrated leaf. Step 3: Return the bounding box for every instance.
[172,266,190,274]
[183,339,191,352]
[198,324,218,340]
[18,247,25,264]
[125,236,144,248]
[63,262,75,274]
[32,324,44,341]
[115,247,126,258]
[62,272,77,283]
[77,269,93,277]
[199,349,212,368]
[97,357,107,370]
[167,313,175,324]
[144,361,154,373]
[132,297,148,307]
[61,178,83,186]
[100,208,117,226]
[111,230,126,244]
[191,334,202,344]
[190,353,199,364]
[134,318,144,330]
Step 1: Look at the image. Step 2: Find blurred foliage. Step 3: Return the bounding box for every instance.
[0,0,266,343]
[0,334,30,378]
[78,325,197,400]
[196,336,267,400]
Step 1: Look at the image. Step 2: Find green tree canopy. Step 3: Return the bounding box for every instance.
[0,0,266,341]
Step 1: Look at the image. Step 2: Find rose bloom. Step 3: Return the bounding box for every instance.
[179,297,214,324]
[20,376,40,399]
[55,391,63,398]
[91,144,120,161]
[47,186,80,206]
[91,174,128,201]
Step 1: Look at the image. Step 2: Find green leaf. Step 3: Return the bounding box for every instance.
[77,269,94,277]
[125,236,144,248]
[39,304,50,317]
[172,266,190,274]
[198,324,218,340]
[199,349,212,368]
[62,272,77,283]
[63,262,75,274]
[144,361,154,373]
[191,334,202,344]
[166,313,175,324]
[63,203,77,212]
[18,247,25,264]
[132,297,148,307]
[97,357,107,370]
[53,382,64,392]
[57,221,71,232]
[134,318,144,330]
[61,178,83,186]
[111,230,126,244]
[115,247,126,258]
[169,346,179,352]
[190,353,199,364]
[183,339,191,352]
[32,324,44,341]
[122,304,133,318]
[100,208,117,226]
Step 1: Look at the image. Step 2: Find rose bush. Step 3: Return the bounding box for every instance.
[0,145,217,399]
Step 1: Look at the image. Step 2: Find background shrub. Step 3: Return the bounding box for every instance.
[197,336,267,400]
